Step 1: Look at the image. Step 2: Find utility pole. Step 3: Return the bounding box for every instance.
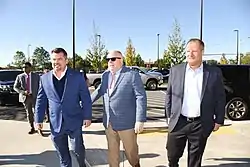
[157,33,160,69]
[72,0,76,69]
[200,0,204,41]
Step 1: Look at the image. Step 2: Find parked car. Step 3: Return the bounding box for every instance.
[86,66,164,90]
[0,69,23,106]
[148,69,169,82]
[217,64,250,120]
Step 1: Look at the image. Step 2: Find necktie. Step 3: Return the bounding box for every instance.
[26,74,30,93]
[109,73,115,89]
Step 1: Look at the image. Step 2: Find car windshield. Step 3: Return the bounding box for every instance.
[0,71,23,81]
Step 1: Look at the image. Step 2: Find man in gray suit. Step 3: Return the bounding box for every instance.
[91,50,147,167]
[165,38,226,167]
[14,62,40,134]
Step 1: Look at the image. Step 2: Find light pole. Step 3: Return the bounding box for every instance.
[72,0,76,69]
[97,34,101,72]
[157,33,160,69]
[27,44,31,62]
[234,29,240,65]
[200,0,204,41]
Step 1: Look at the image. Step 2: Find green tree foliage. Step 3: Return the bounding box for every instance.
[12,51,26,68]
[240,52,250,64]
[134,53,144,67]
[163,19,186,66]
[32,47,50,70]
[219,53,229,64]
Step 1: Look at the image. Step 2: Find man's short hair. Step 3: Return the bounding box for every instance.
[187,38,205,50]
[23,62,32,67]
[51,48,68,58]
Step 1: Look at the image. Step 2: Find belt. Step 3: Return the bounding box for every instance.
[181,114,200,122]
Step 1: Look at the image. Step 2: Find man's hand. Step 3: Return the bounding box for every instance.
[23,91,29,95]
[213,123,221,132]
[36,123,43,130]
[134,122,144,134]
[83,120,91,128]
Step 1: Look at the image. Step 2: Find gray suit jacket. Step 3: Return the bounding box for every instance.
[14,72,40,105]
[91,66,147,131]
[165,62,226,137]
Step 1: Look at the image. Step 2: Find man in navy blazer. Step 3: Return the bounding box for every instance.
[91,50,147,167]
[35,48,92,167]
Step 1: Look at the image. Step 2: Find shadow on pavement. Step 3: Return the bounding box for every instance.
[203,157,250,167]
[85,148,160,166]
[0,150,60,167]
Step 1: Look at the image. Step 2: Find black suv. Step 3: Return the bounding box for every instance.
[0,69,23,106]
[217,65,250,120]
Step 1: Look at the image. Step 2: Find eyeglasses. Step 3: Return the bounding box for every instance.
[106,57,121,62]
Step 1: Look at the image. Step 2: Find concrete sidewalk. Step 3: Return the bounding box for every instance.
[0,120,250,167]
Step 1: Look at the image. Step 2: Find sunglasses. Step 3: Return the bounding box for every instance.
[106,57,121,62]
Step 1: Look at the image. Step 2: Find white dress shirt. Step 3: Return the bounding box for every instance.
[53,66,68,80]
[108,68,121,96]
[181,64,203,118]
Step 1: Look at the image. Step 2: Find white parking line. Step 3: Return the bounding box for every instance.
[160,90,166,95]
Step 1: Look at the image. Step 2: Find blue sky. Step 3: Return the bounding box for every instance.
[0,0,249,66]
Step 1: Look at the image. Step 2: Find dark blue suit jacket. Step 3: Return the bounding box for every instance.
[35,68,92,135]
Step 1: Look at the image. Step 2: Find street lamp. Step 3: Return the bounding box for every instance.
[96,34,101,72]
[157,33,160,69]
[200,0,204,40]
[234,29,240,65]
[27,44,31,62]
[72,0,76,69]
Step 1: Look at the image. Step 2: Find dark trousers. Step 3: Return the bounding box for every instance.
[51,128,86,167]
[166,115,208,167]
[23,96,34,129]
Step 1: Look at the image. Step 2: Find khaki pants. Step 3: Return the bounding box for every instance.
[105,124,139,167]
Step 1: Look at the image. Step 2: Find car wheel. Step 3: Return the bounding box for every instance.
[146,80,158,90]
[94,80,101,89]
[225,97,248,120]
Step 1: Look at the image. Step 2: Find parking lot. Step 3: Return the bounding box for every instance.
[0,88,167,123]
[0,88,250,167]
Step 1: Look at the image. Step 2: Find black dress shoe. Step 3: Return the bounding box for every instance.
[28,128,36,134]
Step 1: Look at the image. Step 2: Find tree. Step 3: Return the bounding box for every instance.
[125,38,136,66]
[219,53,229,64]
[32,47,50,70]
[163,19,186,66]
[134,53,144,67]
[12,51,26,68]
[241,52,250,65]
[86,23,108,72]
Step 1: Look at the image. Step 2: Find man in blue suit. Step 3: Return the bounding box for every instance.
[91,50,147,167]
[35,48,92,167]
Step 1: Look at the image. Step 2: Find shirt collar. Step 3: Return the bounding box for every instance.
[110,67,122,76]
[53,66,68,79]
[186,63,203,72]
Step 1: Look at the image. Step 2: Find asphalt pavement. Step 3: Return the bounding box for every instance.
[0,88,167,123]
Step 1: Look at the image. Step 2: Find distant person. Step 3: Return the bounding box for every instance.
[91,50,147,167]
[35,48,92,167]
[81,70,90,87]
[13,62,40,134]
[165,38,226,167]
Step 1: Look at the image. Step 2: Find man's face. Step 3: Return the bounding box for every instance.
[23,66,31,73]
[186,41,203,66]
[51,52,68,71]
[106,52,123,72]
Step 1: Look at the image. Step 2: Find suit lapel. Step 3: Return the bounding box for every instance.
[61,69,70,102]
[180,63,187,103]
[48,71,60,100]
[201,64,209,100]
